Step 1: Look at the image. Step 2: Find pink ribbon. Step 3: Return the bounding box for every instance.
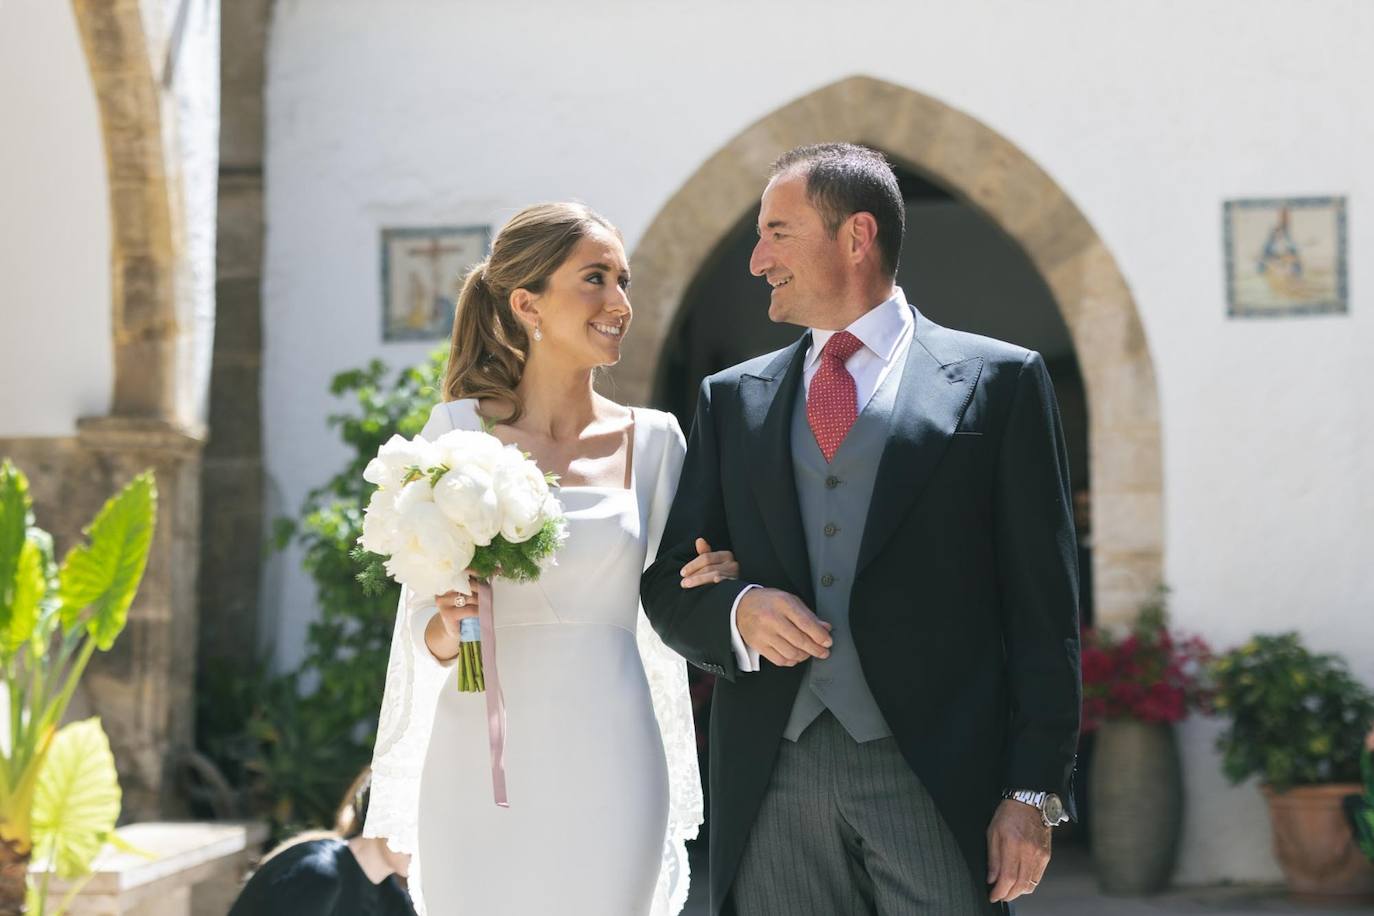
[476,580,509,807]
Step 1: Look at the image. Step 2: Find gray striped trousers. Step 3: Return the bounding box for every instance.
[732,710,995,915]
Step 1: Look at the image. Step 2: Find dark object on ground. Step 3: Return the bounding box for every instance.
[227,837,414,916]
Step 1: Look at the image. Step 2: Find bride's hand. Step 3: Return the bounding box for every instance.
[435,573,483,638]
[680,538,740,589]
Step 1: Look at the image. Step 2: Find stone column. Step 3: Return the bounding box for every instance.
[199,0,270,674]
[73,417,204,819]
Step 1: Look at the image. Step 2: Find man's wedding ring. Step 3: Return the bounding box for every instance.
[456,595,467,608]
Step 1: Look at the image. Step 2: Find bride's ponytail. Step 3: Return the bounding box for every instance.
[445,261,528,423]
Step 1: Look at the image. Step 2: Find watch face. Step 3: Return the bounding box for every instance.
[1044,794,1065,823]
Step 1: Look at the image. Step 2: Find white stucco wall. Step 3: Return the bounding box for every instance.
[263,0,1374,883]
[161,0,222,433]
[0,0,111,436]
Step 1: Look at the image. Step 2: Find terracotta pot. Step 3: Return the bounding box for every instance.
[1262,783,1374,900]
[1088,720,1182,894]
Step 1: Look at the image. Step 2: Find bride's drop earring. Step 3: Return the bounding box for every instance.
[532,323,543,342]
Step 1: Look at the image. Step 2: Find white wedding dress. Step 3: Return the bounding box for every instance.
[363,399,702,916]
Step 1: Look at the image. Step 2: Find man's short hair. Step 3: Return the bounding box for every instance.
[770,143,905,277]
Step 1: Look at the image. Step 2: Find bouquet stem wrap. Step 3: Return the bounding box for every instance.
[457,617,485,691]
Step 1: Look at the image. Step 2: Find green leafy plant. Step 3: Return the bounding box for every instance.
[1345,731,1374,863]
[0,460,156,915]
[1212,632,1374,791]
[196,350,446,838]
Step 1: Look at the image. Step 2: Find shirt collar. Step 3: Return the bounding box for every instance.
[807,287,913,369]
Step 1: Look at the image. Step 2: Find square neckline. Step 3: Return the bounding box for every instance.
[552,406,639,494]
[466,401,638,495]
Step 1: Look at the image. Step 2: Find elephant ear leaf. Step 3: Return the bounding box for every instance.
[58,472,156,650]
[2,539,45,655]
[30,718,122,879]
[0,461,34,646]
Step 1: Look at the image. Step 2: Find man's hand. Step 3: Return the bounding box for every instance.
[986,799,1051,903]
[736,588,832,667]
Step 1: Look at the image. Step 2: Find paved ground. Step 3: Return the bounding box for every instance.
[1021,847,1373,915]
[682,844,1374,914]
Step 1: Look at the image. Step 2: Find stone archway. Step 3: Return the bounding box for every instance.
[617,76,1162,626]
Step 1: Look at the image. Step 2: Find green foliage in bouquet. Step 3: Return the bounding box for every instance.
[195,349,447,839]
[0,460,155,914]
[1212,632,1374,790]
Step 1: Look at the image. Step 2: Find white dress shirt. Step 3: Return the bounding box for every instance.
[728,288,915,672]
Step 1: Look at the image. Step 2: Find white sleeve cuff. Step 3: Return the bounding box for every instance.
[729,584,762,673]
[407,589,459,669]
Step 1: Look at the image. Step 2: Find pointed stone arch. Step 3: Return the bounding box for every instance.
[618,75,1162,624]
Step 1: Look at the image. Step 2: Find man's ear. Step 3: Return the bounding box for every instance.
[846,212,879,265]
[509,287,541,332]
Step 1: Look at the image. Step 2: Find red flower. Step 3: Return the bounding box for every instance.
[1080,613,1212,728]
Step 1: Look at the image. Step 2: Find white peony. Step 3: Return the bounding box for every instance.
[384,549,469,602]
[492,450,553,543]
[431,429,506,475]
[364,434,440,489]
[358,488,401,555]
[393,477,435,514]
[398,497,475,563]
[387,495,477,596]
[433,465,501,546]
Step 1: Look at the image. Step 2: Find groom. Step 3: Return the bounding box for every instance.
[642,144,1081,914]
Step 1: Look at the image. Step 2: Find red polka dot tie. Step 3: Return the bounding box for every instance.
[807,330,864,463]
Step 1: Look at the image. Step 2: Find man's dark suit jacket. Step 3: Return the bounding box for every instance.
[641,306,1082,915]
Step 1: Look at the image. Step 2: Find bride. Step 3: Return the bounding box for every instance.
[363,202,734,915]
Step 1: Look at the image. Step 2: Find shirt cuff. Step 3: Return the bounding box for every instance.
[729,584,762,673]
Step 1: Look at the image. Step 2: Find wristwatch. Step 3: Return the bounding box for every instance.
[1002,789,1067,828]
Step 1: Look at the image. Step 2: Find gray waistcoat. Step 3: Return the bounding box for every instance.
[782,354,904,743]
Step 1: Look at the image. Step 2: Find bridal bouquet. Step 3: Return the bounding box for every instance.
[353,427,567,692]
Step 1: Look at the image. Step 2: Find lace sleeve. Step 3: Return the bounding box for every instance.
[363,400,465,916]
[636,410,705,916]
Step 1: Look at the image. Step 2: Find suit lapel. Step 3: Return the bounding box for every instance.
[856,311,984,576]
[741,336,815,607]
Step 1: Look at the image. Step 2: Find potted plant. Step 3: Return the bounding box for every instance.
[1080,587,1212,894]
[1213,632,1374,898]
[0,460,156,915]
